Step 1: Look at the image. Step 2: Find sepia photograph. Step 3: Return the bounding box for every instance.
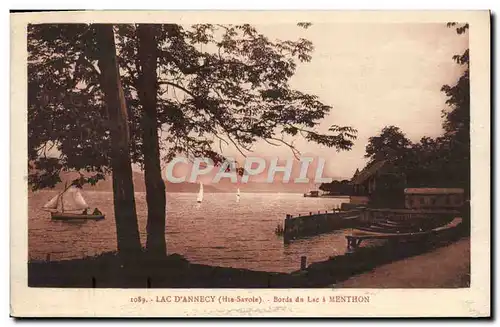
[10,10,491,317]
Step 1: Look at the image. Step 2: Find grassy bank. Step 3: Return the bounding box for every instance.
[28,226,469,288]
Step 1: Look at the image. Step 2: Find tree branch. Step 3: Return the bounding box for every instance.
[158,80,196,99]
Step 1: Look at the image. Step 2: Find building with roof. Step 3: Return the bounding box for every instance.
[351,160,388,195]
[404,188,465,209]
[349,159,406,206]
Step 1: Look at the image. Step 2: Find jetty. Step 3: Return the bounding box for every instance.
[283,206,362,243]
[281,202,463,244]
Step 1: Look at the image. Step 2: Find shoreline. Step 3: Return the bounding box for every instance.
[336,237,470,288]
[28,226,469,288]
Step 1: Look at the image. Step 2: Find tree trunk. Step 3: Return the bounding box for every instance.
[136,24,167,258]
[95,24,142,261]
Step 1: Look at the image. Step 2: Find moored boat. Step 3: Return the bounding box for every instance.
[42,184,105,220]
[345,217,463,250]
[303,190,319,197]
[51,212,105,220]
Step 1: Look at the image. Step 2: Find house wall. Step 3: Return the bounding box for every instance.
[367,175,379,194]
[353,179,373,196]
[353,184,365,195]
[349,195,370,205]
[359,208,460,224]
[405,193,464,209]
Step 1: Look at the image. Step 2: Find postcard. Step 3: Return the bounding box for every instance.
[10,10,490,317]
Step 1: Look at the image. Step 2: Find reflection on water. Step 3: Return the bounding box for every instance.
[29,191,350,272]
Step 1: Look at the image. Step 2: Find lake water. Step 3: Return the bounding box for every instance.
[29,191,351,273]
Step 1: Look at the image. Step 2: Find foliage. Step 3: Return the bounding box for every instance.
[28,23,358,190]
[28,24,110,190]
[364,125,413,168]
[362,23,470,197]
[368,173,406,208]
[319,179,353,195]
[439,23,470,194]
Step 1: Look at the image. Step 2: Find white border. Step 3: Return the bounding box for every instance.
[5,6,494,321]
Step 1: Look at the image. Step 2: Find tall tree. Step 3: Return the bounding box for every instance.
[28,24,142,259]
[115,23,357,255]
[136,24,167,257]
[28,23,358,257]
[94,24,142,259]
[363,23,469,191]
[441,23,470,194]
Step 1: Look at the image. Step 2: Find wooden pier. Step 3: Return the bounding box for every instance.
[283,209,362,243]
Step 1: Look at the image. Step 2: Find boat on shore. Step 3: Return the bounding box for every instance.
[303,190,319,197]
[345,217,463,250]
[42,184,105,220]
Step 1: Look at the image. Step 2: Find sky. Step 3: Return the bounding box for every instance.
[41,23,469,182]
[204,23,469,180]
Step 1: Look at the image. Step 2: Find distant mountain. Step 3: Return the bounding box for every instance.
[165,180,221,193]
[31,170,222,193]
[169,156,345,193]
[30,168,343,194]
[208,177,316,194]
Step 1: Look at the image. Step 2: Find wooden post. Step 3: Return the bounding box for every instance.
[46,254,50,262]
[300,256,307,270]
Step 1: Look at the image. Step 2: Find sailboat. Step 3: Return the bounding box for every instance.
[42,185,105,220]
[236,188,241,202]
[197,182,204,203]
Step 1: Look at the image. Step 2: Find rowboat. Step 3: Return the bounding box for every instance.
[345,217,462,250]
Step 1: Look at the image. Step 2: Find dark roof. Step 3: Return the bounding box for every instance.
[351,160,387,185]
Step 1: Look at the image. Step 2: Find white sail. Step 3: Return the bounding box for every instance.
[71,188,90,210]
[60,187,89,211]
[197,182,204,203]
[43,187,90,212]
[43,193,61,210]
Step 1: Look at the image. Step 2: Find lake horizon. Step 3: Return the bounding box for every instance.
[29,191,351,273]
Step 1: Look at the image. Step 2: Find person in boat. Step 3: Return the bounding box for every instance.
[82,208,88,215]
[92,208,102,216]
